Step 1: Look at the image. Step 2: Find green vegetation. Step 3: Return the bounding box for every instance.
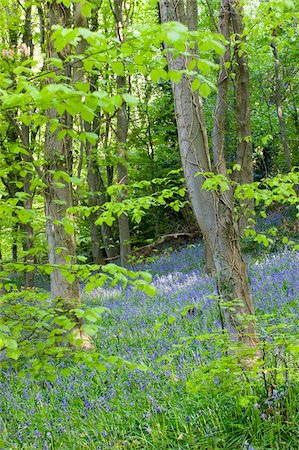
[0,0,298,448]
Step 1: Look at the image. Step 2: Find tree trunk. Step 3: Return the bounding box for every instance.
[271,36,292,172]
[22,9,35,288]
[74,4,117,262]
[160,0,257,347]
[212,0,231,175]
[113,0,132,267]
[44,1,92,348]
[22,126,35,289]
[44,1,79,302]
[230,0,254,231]
[86,138,109,264]
[116,76,131,267]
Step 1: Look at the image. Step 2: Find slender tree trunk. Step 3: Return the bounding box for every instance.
[86,137,108,264]
[116,75,131,267]
[212,0,231,175]
[22,125,35,288]
[113,0,131,267]
[22,6,35,288]
[230,0,254,230]
[44,0,92,348]
[289,82,299,139]
[75,4,117,262]
[0,245,5,296]
[160,0,257,347]
[271,36,292,172]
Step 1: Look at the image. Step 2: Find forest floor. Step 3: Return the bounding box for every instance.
[1,239,299,449]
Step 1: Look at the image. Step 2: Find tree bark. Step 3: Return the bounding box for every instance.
[44,1,79,301]
[230,0,254,231]
[21,125,35,289]
[113,0,132,267]
[212,0,231,175]
[271,36,292,172]
[22,5,35,288]
[116,76,131,267]
[44,0,92,348]
[75,4,117,262]
[160,0,257,347]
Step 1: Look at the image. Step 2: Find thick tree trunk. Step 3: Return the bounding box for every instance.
[271,36,292,172]
[44,1,92,348]
[44,1,79,302]
[44,112,79,302]
[160,0,257,347]
[172,0,215,274]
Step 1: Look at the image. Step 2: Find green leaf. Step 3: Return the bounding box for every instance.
[122,93,138,106]
[61,367,71,377]
[233,164,241,172]
[168,316,176,325]
[150,68,167,82]
[239,396,251,407]
[46,373,57,382]
[191,79,200,91]
[197,60,213,74]
[44,266,54,275]
[153,322,163,331]
[82,323,98,336]
[54,182,66,189]
[4,338,18,350]
[139,271,152,282]
[85,132,98,145]
[198,83,211,97]
[144,284,156,297]
[64,222,75,235]
[168,70,182,83]
[150,69,161,82]
[210,39,225,55]
[66,273,75,284]
[111,61,125,76]
[81,2,92,17]
[6,348,21,360]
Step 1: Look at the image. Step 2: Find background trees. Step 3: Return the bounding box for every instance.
[0,0,297,352]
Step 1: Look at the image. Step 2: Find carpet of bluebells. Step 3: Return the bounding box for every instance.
[1,243,299,449]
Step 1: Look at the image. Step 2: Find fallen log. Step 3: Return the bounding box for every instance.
[104,231,201,262]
